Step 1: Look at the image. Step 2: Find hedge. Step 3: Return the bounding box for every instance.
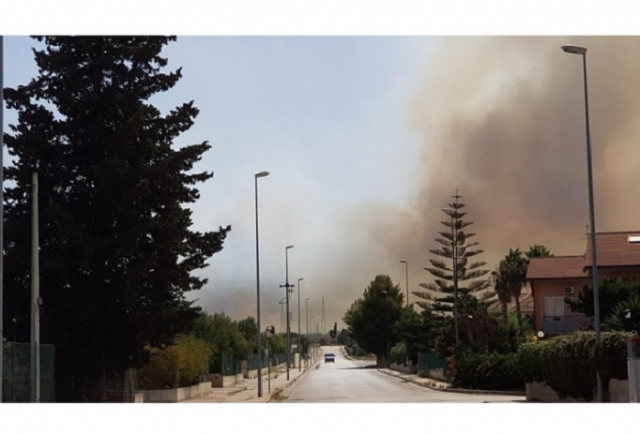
[453,352,524,391]
[138,334,212,389]
[515,331,633,401]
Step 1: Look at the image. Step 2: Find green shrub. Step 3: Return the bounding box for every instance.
[453,352,524,391]
[138,334,212,389]
[489,312,527,354]
[515,341,551,383]
[515,331,633,401]
[174,334,213,387]
[390,343,407,364]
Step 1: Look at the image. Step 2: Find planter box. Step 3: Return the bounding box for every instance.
[208,373,244,387]
[141,381,212,403]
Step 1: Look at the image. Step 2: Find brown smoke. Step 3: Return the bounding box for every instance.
[342,36,640,304]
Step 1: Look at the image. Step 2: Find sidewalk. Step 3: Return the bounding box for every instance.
[183,359,319,403]
[339,347,524,397]
[376,368,525,396]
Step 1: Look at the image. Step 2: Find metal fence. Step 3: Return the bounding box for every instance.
[2,342,56,403]
[418,352,446,373]
[210,352,289,375]
[105,368,139,403]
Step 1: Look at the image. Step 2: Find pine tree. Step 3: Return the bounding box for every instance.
[2,36,230,402]
[413,190,490,316]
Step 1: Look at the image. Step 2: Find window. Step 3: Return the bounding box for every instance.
[544,297,565,317]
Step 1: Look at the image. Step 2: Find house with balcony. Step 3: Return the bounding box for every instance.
[526,231,640,335]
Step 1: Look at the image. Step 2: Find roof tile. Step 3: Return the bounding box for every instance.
[527,231,640,280]
[585,231,640,267]
[526,256,588,280]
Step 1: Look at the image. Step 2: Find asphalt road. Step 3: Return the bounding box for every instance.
[281,347,525,403]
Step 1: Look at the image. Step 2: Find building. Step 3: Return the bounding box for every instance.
[525,231,640,335]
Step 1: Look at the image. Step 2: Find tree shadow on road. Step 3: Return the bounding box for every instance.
[340,364,378,370]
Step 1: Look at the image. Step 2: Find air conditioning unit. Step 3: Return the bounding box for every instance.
[564,287,575,295]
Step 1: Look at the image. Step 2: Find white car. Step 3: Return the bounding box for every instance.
[324,352,335,363]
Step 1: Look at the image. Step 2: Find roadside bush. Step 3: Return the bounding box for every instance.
[390,343,407,365]
[355,347,369,357]
[488,312,527,354]
[515,341,551,383]
[453,352,524,391]
[138,334,212,389]
[515,331,632,401]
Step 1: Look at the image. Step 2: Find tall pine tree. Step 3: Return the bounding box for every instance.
[413,190,490,316]
[2,36,230,402]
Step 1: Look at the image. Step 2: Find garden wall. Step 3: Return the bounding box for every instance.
[526,379,629,402]
[141,381,212,403]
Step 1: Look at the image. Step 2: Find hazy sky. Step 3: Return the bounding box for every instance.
[4,35,640,334]
[2,36,437,332]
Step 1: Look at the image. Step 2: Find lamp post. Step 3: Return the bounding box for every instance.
[441,207,459,355]
[265,325,275,394]
[561,43,602,403]
[254,170,269,398]
[400,259,409,306]
[306,298,310,337]
[280,245,294,380]
[297,278,303,372]
[381,290,391,368]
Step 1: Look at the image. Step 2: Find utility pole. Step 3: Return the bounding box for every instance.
[31,172,41,403]
[305,298,310,337]
[280,245,294,380]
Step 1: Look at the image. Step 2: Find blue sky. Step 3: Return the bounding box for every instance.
[2,36,438,330]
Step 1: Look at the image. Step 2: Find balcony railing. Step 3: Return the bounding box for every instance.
[542,314,592,334]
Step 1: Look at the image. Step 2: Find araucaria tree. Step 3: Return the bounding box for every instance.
[414,190,490,316]
[2,37,230,402]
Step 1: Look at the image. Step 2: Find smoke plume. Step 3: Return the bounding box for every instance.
[341,36,640,305]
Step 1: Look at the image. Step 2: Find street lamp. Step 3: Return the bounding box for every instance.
[305,298,311,337]
[280,245,295,380]
[254,170,270,398]
[441,207,459,355]
[561,43,602,402]
[381,290,391,368]
[400,259,409,306]
[265,326,275,394]
[297,277,303,372]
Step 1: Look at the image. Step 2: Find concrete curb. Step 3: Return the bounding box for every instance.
[267,357,322,402]
[376,369,525,396]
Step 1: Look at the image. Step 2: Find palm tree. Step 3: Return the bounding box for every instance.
[604,293,640,333]
[490,269,512,324]
[499,248,528,337]
[525,244,553,261]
